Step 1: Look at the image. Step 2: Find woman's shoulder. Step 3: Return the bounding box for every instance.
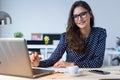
[59,32,67,39]
[59,32,67,43]
[60,32,66,36]
[92,27,107,36]
[92,27,106,31]
[92,27,106,33]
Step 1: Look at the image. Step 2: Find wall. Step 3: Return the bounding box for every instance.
[0,0,120,48]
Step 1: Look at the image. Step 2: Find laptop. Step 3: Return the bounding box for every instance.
[0,38,54,78]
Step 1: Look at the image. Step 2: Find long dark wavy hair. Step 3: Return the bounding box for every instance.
[66,0,94,53]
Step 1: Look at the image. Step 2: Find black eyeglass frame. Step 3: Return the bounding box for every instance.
[73,11,88,20]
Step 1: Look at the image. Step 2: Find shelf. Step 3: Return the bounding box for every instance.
[27,45,57,59]
[27,45,57,48]
[27,40,53,45]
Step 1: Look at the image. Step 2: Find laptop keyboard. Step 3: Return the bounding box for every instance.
[32,68,54,75]
[32,69,41,75]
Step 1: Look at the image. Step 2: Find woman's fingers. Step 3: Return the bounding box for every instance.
[30,52,41,66]
[34,52,41,61]
[30,53,35,62]
[34,52,38,57]
[53,61,66,68]
[31,59,39,67]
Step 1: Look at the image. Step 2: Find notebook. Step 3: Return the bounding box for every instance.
[0,38,54,78]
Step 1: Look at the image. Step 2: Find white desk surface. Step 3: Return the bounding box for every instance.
[0,66,120,80]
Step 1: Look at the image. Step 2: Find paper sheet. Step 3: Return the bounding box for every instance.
[33,67,68,73]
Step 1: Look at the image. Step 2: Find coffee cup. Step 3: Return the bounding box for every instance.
[67,66,81,75]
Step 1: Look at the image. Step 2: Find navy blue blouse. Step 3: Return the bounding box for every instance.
[39,27,107,68]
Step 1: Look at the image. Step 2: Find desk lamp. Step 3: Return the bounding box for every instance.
[0,11,12,25]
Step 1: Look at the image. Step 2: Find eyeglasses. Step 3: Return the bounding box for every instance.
[73,11,88,20]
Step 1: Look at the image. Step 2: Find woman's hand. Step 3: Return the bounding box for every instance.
[30,52,41,67]
[53,61,74,68]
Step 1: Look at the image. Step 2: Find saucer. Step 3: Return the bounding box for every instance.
[70,73,82,77]
[68,70,83,77]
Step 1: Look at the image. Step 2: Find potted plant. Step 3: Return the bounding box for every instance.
[14,32,23,38]
[44,35,50,45]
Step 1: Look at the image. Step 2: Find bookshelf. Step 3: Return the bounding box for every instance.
[27,44,57,59]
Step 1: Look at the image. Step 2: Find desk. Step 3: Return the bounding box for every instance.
[0,66,120,80]
[107,51,120,66]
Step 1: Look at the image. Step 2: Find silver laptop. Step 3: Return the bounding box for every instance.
[0,38,54,78]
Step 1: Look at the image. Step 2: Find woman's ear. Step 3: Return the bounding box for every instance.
[89,11,93,18]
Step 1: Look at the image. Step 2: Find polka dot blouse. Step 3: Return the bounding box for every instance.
[39,27,107,68]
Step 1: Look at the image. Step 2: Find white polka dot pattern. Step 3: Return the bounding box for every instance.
[39,27,107,68]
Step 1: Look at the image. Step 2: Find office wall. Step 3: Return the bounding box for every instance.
[0,1,1,9]
[0,0,120,48]
[0,1,1,36]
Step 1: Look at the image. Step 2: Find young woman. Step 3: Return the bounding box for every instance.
[30,0,107,68]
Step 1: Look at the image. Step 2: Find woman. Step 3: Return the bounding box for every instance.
[30,0,107,68]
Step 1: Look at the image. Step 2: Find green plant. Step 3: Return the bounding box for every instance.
[44,36,50,45]
[14,32,23,38]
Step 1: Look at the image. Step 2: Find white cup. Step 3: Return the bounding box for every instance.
[67,66,79,75]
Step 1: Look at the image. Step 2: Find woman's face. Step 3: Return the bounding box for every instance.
[73,6,92,29]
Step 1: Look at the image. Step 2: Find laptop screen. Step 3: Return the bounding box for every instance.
[0,38,35,77]
[0,38,54,78]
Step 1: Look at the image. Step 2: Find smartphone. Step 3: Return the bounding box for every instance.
[89,70,110,75]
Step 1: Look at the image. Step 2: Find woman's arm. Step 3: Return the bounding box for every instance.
[38,33,67,67]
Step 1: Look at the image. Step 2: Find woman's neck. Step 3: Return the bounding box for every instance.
[80,26,91,38]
